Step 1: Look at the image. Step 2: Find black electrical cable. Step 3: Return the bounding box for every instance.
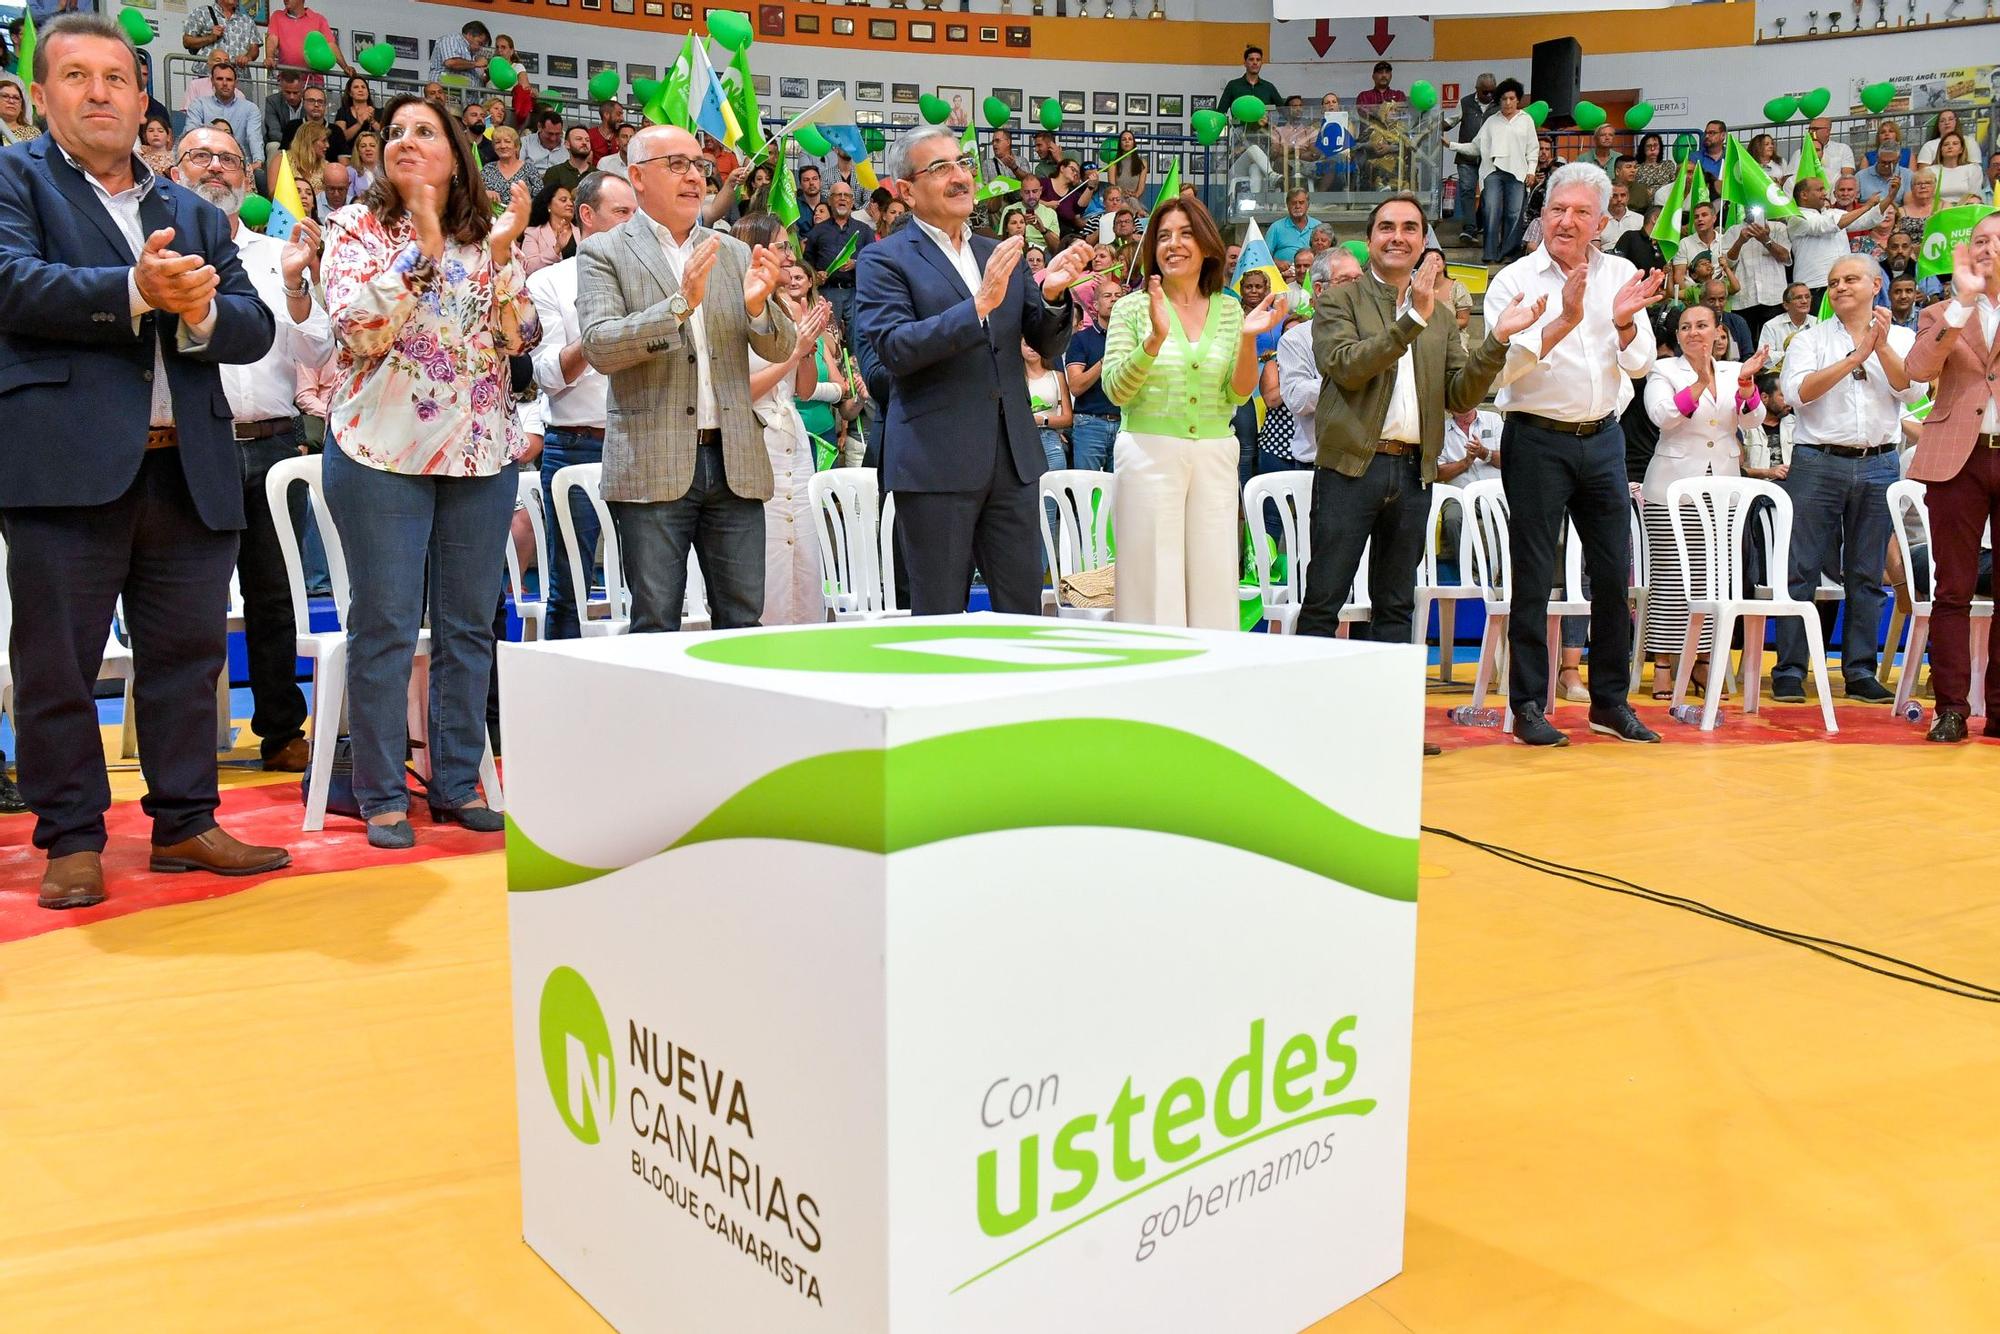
[1422,825,2000,1004]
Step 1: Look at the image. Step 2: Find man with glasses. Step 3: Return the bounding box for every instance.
[578,125,794,633]
[854,126,1095,616]
[171,127,329,775]
[803,180,872,335]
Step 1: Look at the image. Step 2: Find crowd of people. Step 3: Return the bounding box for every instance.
[3,13,1999,913]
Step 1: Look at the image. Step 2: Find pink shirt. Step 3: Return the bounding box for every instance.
[266,6,335,69]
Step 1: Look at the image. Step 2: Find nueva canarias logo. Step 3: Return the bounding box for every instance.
[685,623,1207,675]
[540,966,615,1145]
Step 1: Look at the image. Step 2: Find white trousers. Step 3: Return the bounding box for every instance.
[1112,430,1239,630]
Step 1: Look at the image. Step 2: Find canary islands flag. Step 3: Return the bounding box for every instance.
[267,152,307,242]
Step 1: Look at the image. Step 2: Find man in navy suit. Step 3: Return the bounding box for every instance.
[0,14,287,910]
[855,125,1095,615]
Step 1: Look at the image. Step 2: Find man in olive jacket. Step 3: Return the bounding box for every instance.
[1301,194,1545,645]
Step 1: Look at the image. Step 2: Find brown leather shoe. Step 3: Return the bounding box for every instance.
[150,826,291,876]
[39,851,107,910]
[262,737,312,772]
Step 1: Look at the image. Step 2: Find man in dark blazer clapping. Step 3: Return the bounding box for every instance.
[0,14,286,910]
[855,125,1094,616]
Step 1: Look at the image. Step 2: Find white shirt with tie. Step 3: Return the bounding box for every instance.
[1940,294,2000,433]
[1779,317,1927,448]
[220,227,332,424]
[527,255,608,429]
[1484,244,1657,422]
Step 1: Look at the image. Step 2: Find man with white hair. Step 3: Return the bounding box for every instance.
[1481,161,1665,745]
[1275,248,1362,465]
[171,126,330,772]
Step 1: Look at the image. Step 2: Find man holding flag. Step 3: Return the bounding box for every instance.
[1787,173,1881,312]
[803,179,871,335]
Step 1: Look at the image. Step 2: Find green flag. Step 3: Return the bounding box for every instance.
[724,45,765,158]
[959,120,983,190]
[1816,288,1832,321]
[16,10,32,87]
[1150,158,1181,219]
[1918,203,1997,279]
[1687,159,1711,214]
[823,232,861,277]
[659,31,696,131]
[768,138,800,228]
[1721,133,1799,219]
[1650,162,1691,262]
[1795,131,1825,188]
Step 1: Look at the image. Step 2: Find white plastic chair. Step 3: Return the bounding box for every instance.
[1886,479,1993,719]
[1666,477,1838,733]
[1413,484,1482,680]
[1039,469,1116,621]
[809,467,906,621]
[264,455,503,831]
[507,470,548,642]
[551,462,628,637]
[1461,482,1591,730]
[1241,471,1370,636]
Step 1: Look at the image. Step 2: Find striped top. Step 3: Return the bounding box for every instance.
[1101,289,1249,440]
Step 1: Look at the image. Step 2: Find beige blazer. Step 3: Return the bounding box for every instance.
[577,218,795,503]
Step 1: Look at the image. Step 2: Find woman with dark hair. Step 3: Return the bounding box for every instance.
[1514,133,1563,256]
[1100,198,1284,628]
[516,180,575,274]
[319,95,540,848]
[1629,131,1674,214]
[332,74,378,162]
[1441,75,1534,265]
[1931,130,1983,203]
[1110,127,1148,200]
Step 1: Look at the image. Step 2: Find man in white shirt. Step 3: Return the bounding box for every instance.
[172,127,330,772]
[1788,117,1856,184]
[313,159,350,221]
[1755,281,1816,372]
[1787,174,1879,309]
[1482,161,1664,745]
[529,171,637,638]
[1720,209,1791,340]
[1774,255,1928,705]
[521,109,568,175]
[1901,213,2000,739]
[1596,182,1642,252]
[1438,406,1503,487]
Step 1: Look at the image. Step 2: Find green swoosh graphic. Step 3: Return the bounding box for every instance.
[950,1098,1377,1294]
[507,719,1416,902]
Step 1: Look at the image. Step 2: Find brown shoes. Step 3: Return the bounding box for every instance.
[150,826,291,876]
[263,737,312,772]
[39,851,107,911]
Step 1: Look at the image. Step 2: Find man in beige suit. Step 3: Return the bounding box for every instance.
[578,124,794,632]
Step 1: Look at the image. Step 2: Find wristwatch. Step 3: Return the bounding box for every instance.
[666,293,690,321]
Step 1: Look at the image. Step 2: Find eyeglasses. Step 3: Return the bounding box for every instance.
[909,154,978,182]
[178,148,247,172]
[628,154,716,181]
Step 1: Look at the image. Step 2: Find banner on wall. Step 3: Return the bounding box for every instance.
[1848,65,1999,120]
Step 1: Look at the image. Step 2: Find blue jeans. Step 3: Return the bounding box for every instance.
[1479,172,1524,265]
[1455,159,1481,233]
[1071,413,1118,472]
[302,505,332,594]
[1774,444,1895,685]
[539,429,604,639]
[321,442,515,819]
[823,283,856,340]
[609,442,765,633]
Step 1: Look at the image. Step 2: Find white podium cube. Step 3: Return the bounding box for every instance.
[502,615,1420,1333]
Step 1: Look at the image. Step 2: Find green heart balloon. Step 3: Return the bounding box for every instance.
[302,30,336,73]
[116,7,154,45]
[1229,94,1267,125]
[1098,135,1120,164]
[1763,95,1798,123]
[1573,100,1606,132]
[982,97,1011,130]
[487,56,519,92]
[632,78,663,105]
[357,42,397,79]
[237,194,272,229]
[1859,81,1896,115]
[1038,98,1064,132]
[588,69,620,104]
[1799,86,1831,118]
[1191,108,1227,146]
[863,127,885,153]
[706,10,754,51]
[1408,80,1438,114]
[1524,100,1549,127]
[1342,239,1369,267]
[1622,102,1654,131]
[1672,132,1696,163]
[794,124,831,158]
[918,94,951,125]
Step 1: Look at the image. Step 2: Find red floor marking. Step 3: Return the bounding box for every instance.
[0,780,502,945]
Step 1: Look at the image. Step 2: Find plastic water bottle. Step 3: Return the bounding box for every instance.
[1900,701,1925,724]
[1667,704,1720,726]
[1445,705,1502,727]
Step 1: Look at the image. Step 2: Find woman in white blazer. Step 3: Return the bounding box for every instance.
[1641,304,1768,697]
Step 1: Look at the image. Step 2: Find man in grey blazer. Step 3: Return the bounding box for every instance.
[578,125,794,632]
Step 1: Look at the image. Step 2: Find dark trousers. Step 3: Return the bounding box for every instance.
[1774,444,1894,685]
[610,442,764,634]
[895,425,1044,616]
[1,450,237,857]
[1501,417,1635,713]
[1296,452,1431,645]
[539,429,604,639]
[1920,445,2000,714]
[237,432,308,758]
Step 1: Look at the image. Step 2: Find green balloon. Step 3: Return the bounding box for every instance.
[357,42,397,79]
[1859,81,1896,115]
[1098,135,1121,165]
[1622,102,1655,132]
[1799,87,1831,118]
[1342,239,1369,267]
[1229,94,1267,126]
[1191,108,1227,147]
[302,30,336,73]
[706,10,754,51]
[588,69,620,104]
[794,124,831,158]
[1408,80,1438,114]
[1672,132,1696,164]
[1038,98,1064,132]
[982,97,1011,130]
[632,78,663,106]
[1763,95,1798,123]
[1524,100,1549,127]
[1573,100,1606,132]
[918,95,951,125]
[116,6,154,45]
[643,99,670,127]
[863,127,886,153]
[237,194,272,229]
[487,56,519,92]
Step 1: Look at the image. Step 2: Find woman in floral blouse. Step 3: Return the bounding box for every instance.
[320,94,539,849]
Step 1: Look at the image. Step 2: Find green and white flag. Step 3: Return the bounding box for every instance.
[1650,162,1691,263]
[1918,204,1997,279]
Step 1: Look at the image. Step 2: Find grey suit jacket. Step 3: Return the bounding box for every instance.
[577,218,796,503]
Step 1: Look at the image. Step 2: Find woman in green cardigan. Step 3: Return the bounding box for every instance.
[1102,198,1286,628]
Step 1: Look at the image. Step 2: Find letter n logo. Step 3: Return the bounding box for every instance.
[539,966,615,1145]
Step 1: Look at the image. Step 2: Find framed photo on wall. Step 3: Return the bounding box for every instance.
[780,77,809,99]
[1059,90,1084,115]
[871,18,899,40]
[856,109,885,125]
[753,74,771,96]
[758,4,784,36]
[580,0,601,11]
[794,12,819,34]
[1093,121,1117,135]
[992,87,1022,112]
[1092,92,1119,116]
[832,17,855,35]
[979,27,999,42]
[935,85,973,126]
[909,20,936,42]
[1157,94,1183,117]
[1125,93,1150,116]
[818,80,846,100]
[626,63,656,83]
[547,55,579,80]
[1005,26,1030,48]
[587,58,616,80]
[946,24,967,41]
[673,2,693,18]
[643,1,664,14]
[892,83,919,105]
[891,110,918,126]
[856,81,884,102]
[611,0,634,13]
